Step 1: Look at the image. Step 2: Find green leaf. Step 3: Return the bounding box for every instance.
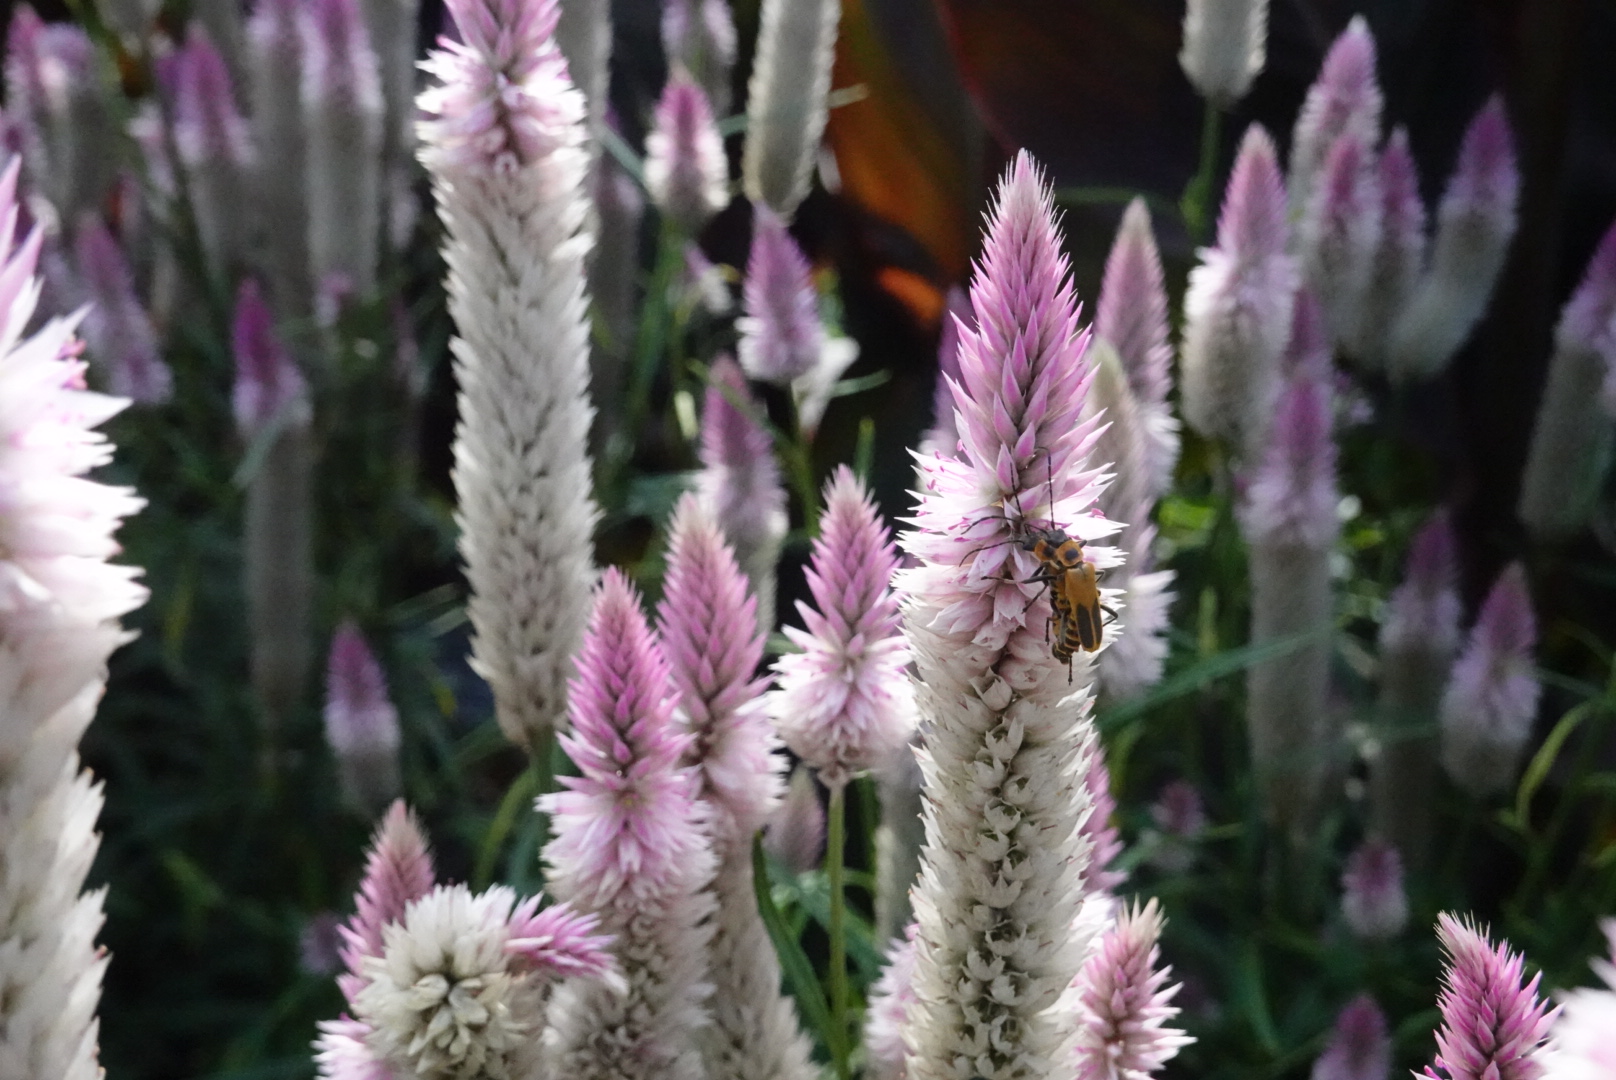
[474,766,538,890]
[753,835,839,1064]
[1508,702,1592,833]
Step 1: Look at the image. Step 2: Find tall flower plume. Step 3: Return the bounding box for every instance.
[1068,900,1191,1080]
[771,466,915,791]
[1518,219,1616,539]
[897,151,1113,1080]
[1541,921,1616,1080]
[1369,512,1461,866]
[1425,914,1556,1080]
[1297,131,1382,350]
[1096,197,1178,500]
[663,0,736,115]
[173,25,255,276]
[698,356,786,634]
[655,493,816,1080]
[553,0,611,160]
[302,0,385,299]
[0,152,146,1079]
[1288,16,1383,216]
[1240,293,1338,844]
[1312,996,1392,1080]
[1178,0,1267,106]
[738,205,822,385]
[1349,127,1427,369]
[1439,562,1540,797]
[741,0,840,218]
[542,570,716,1080]
[417,0,600,751]
[73,214,170,404]
[323,622,401,816]
[247,0,312,314]
[865,925,920,1080]
[1390,97,1520,381]
[645,70,729,235]
[1181,124,1297,458]
[1340,838,1408,942]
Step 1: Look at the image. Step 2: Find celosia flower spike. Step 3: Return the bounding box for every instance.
[1069,899,1192,1080]
[1179,0,1267,106]
[74,215,171,404]
[765,766,826,874]
[334,799,436,1003]
[897,151,1114,1080]
[1298,130,1382,350]
[1081,743,1127,894]
[1145,780,1206,872]
[417,0,599,751]
[1288,16,1383,214]
[771,466,916,790]
[1180,124,1297,457]
[662,0,736,114]
[542,569,715,1080]
[1340,838,1409,942]
[645,69,729,235]
[1519,218,1616,539]
[553,0,610,158]
[232,278,309,435]
[1096,197,1178,499]
[174,26,254,275]
[864,925,920,1080]
[1426,914,1556,1080]
[738,205,822,385]
[1390,96,1520,381]
[323,621,402,816]
[1349,127,1427,369]
[1439,563,1540,796]
[741,0,839,217]
[247,0,312,315]
[1311,995,1392,1080]
[1539,920,1616,1080]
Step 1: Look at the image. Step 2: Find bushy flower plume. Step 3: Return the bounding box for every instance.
[1312,995,1392,1080]
[663,0,737,114]
[1519,219,1616,539]
[73,215,170,404]
[741,0,839,217]
[1425,914,1556,1080]
[1390,97,1520,381]
[1298,131,1382,350]
[1145,780,1206,872]
[552,0,611,156]
[1181,124,1297,457]
[738,205,822,385]
[1340,838,1408,941]
[173,26,254,274]
[865,925,919,1080]
[1096,198,1178,499]
[1178,0,1267,106]
[771,466,915,790]
[1440,563,1540,797]
[1540,921,1616,1080]
[645,71,729,235]
[764,766,825,874]
[330,800,436,1007]
[1068,900,1191,1080]
[247,0,312,314]
[417,0,599,751]
[323,622,401,816]
[542,569,715,1080]
[1288,17,1383,215]
[1349,128,1428,369]
[232,278,309,435]
[897,152,1113,1080]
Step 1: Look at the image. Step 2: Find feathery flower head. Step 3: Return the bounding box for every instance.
[173,26,252,169]
[1096,198,1178,499]
[772,466,915,789]
[1381,511,1461,659]
[1340,838,1408,941]
[418,0,582,175]
[662,0,736,113]
[1289,16,1383,213]
[1390,97,1520,381]
[1312,995,1391,1080]
[73,214,170,404]
[1098,526,1175,703]
[1145,780,1205,873]
[656,491,781,847]
[323,622,401,816]
[1350,127,1427,368]
[764,765,825,874]
[1298,130,1383,348]
[1086,339,1152,526]
[1564,219,1616,364]
[1181,124,1297,455]
[1239,299,1338,549]
[232,278,309,436]
[865,925,919,1080]
[301,0,382,111]
[738,204,822,384]
[335,799,436,999]
[1440,563,1540,796]
[1426,914,1556,1080]
[1540,920,1616,1080]
[5,7,116,219]
[645,69,729,235]
[741,0,839,217]
[1179,0,1267,106]
[545,568,702,904]
[355,883,614,1080]
[1070,899,1192,1080]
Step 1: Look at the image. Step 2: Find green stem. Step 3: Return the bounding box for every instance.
[612,223,684,491]
[1181,99,1224,243]
[826,782,850,1080]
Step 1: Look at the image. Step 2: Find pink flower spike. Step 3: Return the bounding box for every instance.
[1096,198,1178,499]
[1240,317,1338,550]
[1311,995,1391,1080]
[738,204,823,385]
[73,214,170,404]
[1070,899,1193,1080]
[1340,838,1408,941]
[5,7,117,219]
[645,69,729,235]
[232,279,309,437]
[323,621,401,816]
[313,1015,391,1080]
[771,466,915,790]
[656,491,781,849]
[1181,123,1297,456]
[1565,219,1616,366]
[864,925,919,1080]
[1440,563,1540,796]
[764,765,825,874]
[504,900,619,984]
[173,26,252,172]
[1289,16,1383,213]
[335,800,435,1002]
[662,0,736,113]
[1350,127,1427,369]
[1298,131,1382,350]
[1381,511,1461,659]
[1540,919,1616,1080]
[1426,914,1556,1080]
